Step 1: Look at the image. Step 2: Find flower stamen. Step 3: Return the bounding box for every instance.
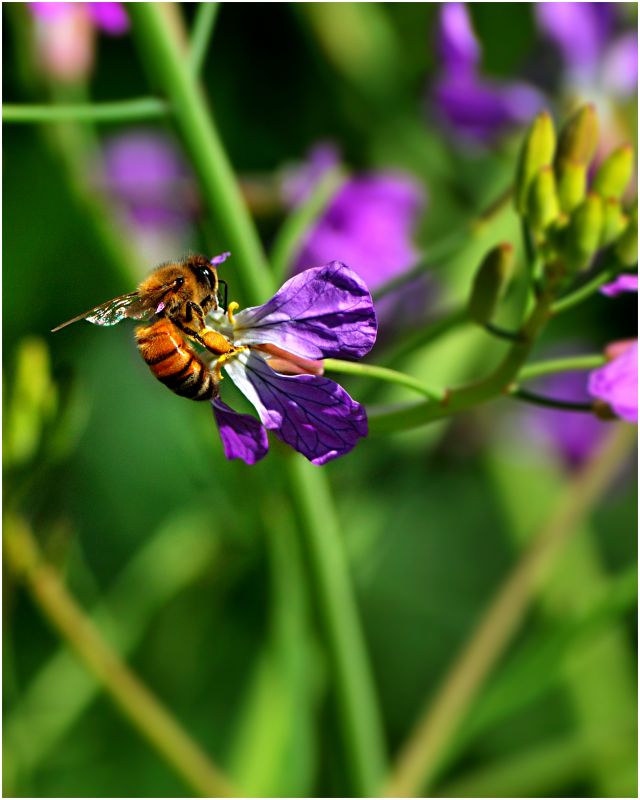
[227,301,240,325]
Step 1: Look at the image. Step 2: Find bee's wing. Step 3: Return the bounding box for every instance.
[51,281,181,333]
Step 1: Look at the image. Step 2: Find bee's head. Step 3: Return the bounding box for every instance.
[187,254,216,293]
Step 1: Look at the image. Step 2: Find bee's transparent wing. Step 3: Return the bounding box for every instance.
[51,280,184,333]
[52,292,151,332]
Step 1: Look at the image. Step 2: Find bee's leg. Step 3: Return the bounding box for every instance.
[185,301,207,331]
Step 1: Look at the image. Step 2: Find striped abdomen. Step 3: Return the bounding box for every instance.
[136,319,217,401]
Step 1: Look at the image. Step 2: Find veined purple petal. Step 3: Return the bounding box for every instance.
[433,74,544,142]
[588,341,638,422]
[211,399,269,464]
[536,2,613,79]
[87,2,129,35]
[600,273,639,296]
[225,352,368,465]
[232,262,377,361]
[438,2,481,76]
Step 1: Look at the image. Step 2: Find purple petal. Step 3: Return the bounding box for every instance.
[536,2,613,80]
[28,2,73,21]
[232,262,377,361]
[225,352,368,464]
[433,74,544,142]
[211,251,231,266]
[438,3,481,76]
[601,32,639,96]
[291,173,425,292]
[211,399,269,464]
[87,2,129,35]
[600,274,639,296]
[588,341,638,422]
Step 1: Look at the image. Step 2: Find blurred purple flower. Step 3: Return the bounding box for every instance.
[524,368,609,469]
[588,275,638,423]
[208,262,377,465]
[28,2,128,81]
[536,3,637,98]
[430,3,544,143]
[285,145,428,322]
[589,340,638,422]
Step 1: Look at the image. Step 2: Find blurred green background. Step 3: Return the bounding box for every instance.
[4,3,637,797]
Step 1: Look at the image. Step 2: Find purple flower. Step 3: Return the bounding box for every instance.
[600,273,639,296]
[100,130,199,263]
[588,275,638,423]
[589,340,638,422]
[430,3,544,143]
[536,3,637,98]
[207,261,377,465]
[28,2,128,81]
[284,146,428,322]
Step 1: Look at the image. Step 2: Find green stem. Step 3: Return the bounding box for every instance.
[129,3,272,306]
[129,7,387,794]
[4,516,236,799]
[509,389,595,412]
[323,358,445,401]
[518,354,606,382]
[270,166,347,284]
[286,457,387,794]
[189,3,221,75]
[369,291,556,435]
[384,424,636,797]
[3,98,169,124]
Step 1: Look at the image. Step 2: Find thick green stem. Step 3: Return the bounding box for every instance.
[129,7,387,794]
[129,3,272,305]
[286,457,387,793]
[4,516,236,799]
[3,98,169,123]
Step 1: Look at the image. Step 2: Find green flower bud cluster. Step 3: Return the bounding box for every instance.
[515,105,636,274]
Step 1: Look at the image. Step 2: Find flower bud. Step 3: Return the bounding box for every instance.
[514,111,556,214]
[555,104,599,168]
[467,243,515,325]
[600,199,628,247]
[565,193,603,271]
[556,159,587,213]
[614,208,638,266]
[527,166,560,233]
[592,144,634,199]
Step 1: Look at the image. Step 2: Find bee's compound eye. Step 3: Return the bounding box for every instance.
[199,266,214,289]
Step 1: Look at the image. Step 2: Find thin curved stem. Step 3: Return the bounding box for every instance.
[551,261,635,315]
[3,98,169,124]
[189,3,220,74]
[323,358,445,401]
[518,354,606,382]
[4,516,236,799]
[369,290,556,435]
[384,424,636,797]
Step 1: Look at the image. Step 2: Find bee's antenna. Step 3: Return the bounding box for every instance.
[217,279,229,310]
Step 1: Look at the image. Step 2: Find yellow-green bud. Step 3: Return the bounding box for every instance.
[467,243,515,325]
[515,111,556,214]
[565,193,603,270]
[556,159,587,213]
[615,208,638,266]
[527,166,560,233]
[555,104,599,168]
[592,143,634,199]
[600,199,628,247]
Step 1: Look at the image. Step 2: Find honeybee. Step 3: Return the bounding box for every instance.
[53,254,239,401]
